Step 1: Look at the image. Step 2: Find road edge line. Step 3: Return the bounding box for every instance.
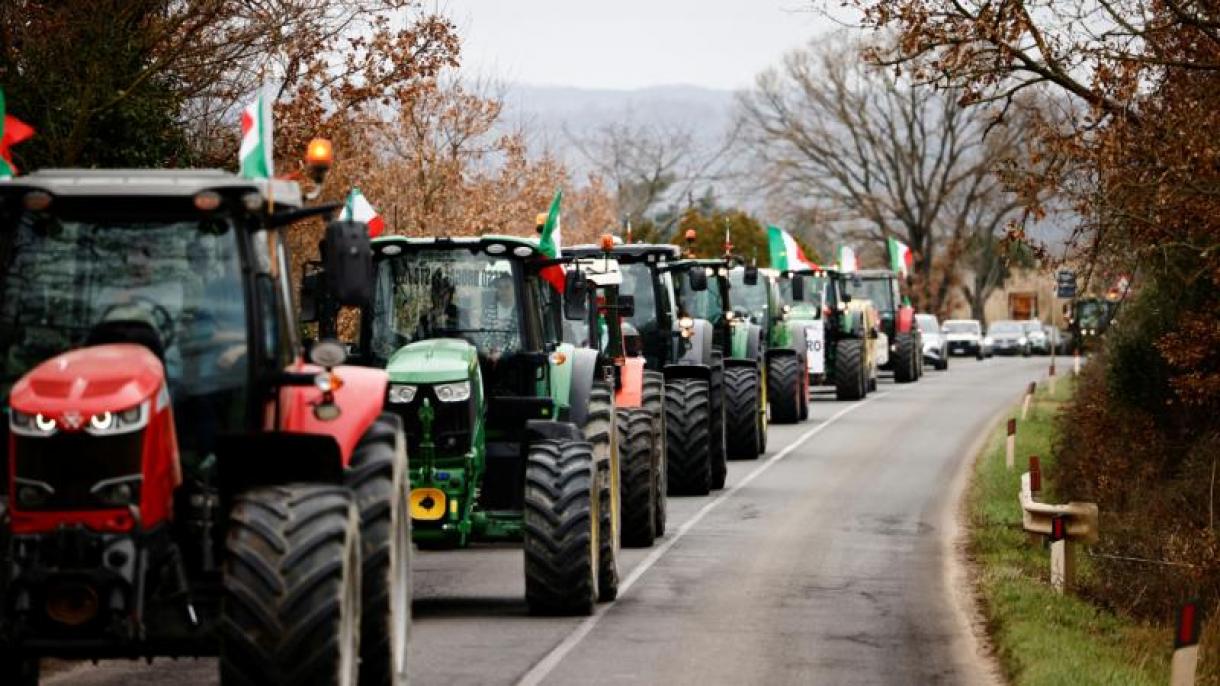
[515,392,888,686]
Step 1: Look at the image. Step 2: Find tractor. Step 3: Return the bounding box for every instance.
[312,235,620,615]
[780,268,880,401]
[564,243,717,499]
[838,269,922,383]
[0,167,410,685]
[729,266,808,425]
[562,248,666,547]
[668,257,766,464]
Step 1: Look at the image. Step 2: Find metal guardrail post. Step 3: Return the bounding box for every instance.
[1018,471,1099,595]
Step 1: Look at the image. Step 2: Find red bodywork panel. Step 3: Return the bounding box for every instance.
[896,306,916,334]
[276,361,389,467]
[7,344,180,534]
[614,357,644,409]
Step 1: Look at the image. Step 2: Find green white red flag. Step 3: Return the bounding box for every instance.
[887,236,913,278]
[238,93,273,180]
[767,225,819,271]
[836,245,857,272]
[340,187,385,237]
[538,189,565,292]
[0,89,34,178]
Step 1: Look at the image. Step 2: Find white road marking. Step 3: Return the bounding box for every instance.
[515,392,889,686]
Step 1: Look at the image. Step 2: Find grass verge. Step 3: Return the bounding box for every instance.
[968,374,1172,685]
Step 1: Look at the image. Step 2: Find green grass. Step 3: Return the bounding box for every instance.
[968,375,1172,686]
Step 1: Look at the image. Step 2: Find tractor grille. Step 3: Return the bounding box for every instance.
[13,431,143,511]
[390,386,475,456]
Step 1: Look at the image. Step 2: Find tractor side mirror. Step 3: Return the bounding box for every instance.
[790,276,805,302]
[744,265,759,286]
[688,268,708,292]
[617,294,635,318]
[842,292,853,303]
[322,220,372,307]
[564,271,589,321]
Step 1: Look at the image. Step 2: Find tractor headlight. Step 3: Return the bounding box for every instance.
[86,402,148,436]
[9,409,57,437]
[434,381,471,403]
[1018,337,1028,345]
[91,476,141,507]
[15,479,53,508]
[388,384,417,404]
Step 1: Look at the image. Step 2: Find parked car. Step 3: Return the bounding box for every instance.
[942,319,986,360]
[1045,324,1072,354]
[915,313,948,370]
[988,320,1032,356]
[1021,320,1050,354]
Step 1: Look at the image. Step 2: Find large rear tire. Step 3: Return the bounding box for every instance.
[524,439,598,616]
[221,485,361,686]
[708,356,728,489]
[583,382,619,603]
[834,339,867,401]
[767,355,801,424]
[345,414,410,686]
[665,378,712,496]
[617,408,656,547]
[724,366,762,460]
[894,333,917,383]
[642,371,667,537]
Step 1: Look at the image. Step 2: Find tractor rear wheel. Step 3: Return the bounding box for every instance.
[724,366,762,460]
[583,382,619,602]
[768,355,802,424]
[642,371,667,537]
[665,378,712,496]
[345,414,410,686]
[221,485,361,686]
[617,408,656,547]
[709,355,728,489]
[894,333,917,383]
[834,339,867,401]
[523,439,598,615]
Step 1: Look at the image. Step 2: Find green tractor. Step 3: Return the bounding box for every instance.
[318,235,621,615]
[565,244,720,498]
[562,253,666,547]
[670,257,766,463]
[730,266,809,425]
[779,268,880,401]
[839,269,922,383]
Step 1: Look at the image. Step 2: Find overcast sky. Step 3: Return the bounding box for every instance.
[442,1,850,91]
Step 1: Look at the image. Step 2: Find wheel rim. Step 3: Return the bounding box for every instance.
[337,510,361,686]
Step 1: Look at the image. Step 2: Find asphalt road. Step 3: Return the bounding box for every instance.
[48,355,1050,686]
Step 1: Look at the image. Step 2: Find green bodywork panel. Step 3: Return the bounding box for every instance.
[386,338,477,384]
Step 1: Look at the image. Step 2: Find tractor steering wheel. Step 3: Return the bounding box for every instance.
[100,295,177,350]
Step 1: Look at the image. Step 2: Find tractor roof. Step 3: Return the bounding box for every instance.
[566,257,622,287]
[846,268,898,279]
[0,169,303,207]
[566,243,680,262]
[371,234,545,259]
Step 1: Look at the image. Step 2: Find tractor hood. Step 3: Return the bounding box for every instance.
[385,338,477,385]
[9,344,164,423]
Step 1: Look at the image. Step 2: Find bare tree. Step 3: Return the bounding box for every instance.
[736,31,1028,313]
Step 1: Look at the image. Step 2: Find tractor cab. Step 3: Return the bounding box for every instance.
[778,268,828,321]
[836,269,921,382]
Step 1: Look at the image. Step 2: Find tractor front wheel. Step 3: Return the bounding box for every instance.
[665,378,712,496]
[345,414,411,686]
[642,371,667,537]
[524,439,599,615]
[725,366,762,460]
[617,407,657,547]
[584,382,619,602]
[768,355,802,424]
[834,339,867,401]
[894,333,917,383]
[221,485,361,686]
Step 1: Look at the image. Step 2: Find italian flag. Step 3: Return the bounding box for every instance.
[767,225,819,271]
[0,89,34,178]
[836,245,857,272]
[887,236,913,278]
[341,187,385,237]
[537,189,565,292]
[238,94,273,180]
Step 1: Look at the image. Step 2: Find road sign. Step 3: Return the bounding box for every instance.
[1055,270,1077,298]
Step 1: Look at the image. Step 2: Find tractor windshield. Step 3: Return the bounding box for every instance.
[729,270,769,325]
[0,211,248,402]
[619,262,659,331]
[779,274,824,319]
[368,248,523,363]
[841,275,895,312]
[676,267,725,323]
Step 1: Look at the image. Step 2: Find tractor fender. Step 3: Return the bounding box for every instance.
[565,346,603,429]
[216,432,344,497]
[663,363,713,383]
[614,356,645,408]
[729,322,761,361]
[896,306,916,334]
[765,346,801,362]
[770,323,808,358]
[525,419,585,444]
[675,318,714,366]
[279,363,390,467]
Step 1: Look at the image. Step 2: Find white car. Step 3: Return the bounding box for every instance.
[942,319,987,360]
[916,313,948,370]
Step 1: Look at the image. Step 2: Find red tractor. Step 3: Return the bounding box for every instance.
[0,165,410,685]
